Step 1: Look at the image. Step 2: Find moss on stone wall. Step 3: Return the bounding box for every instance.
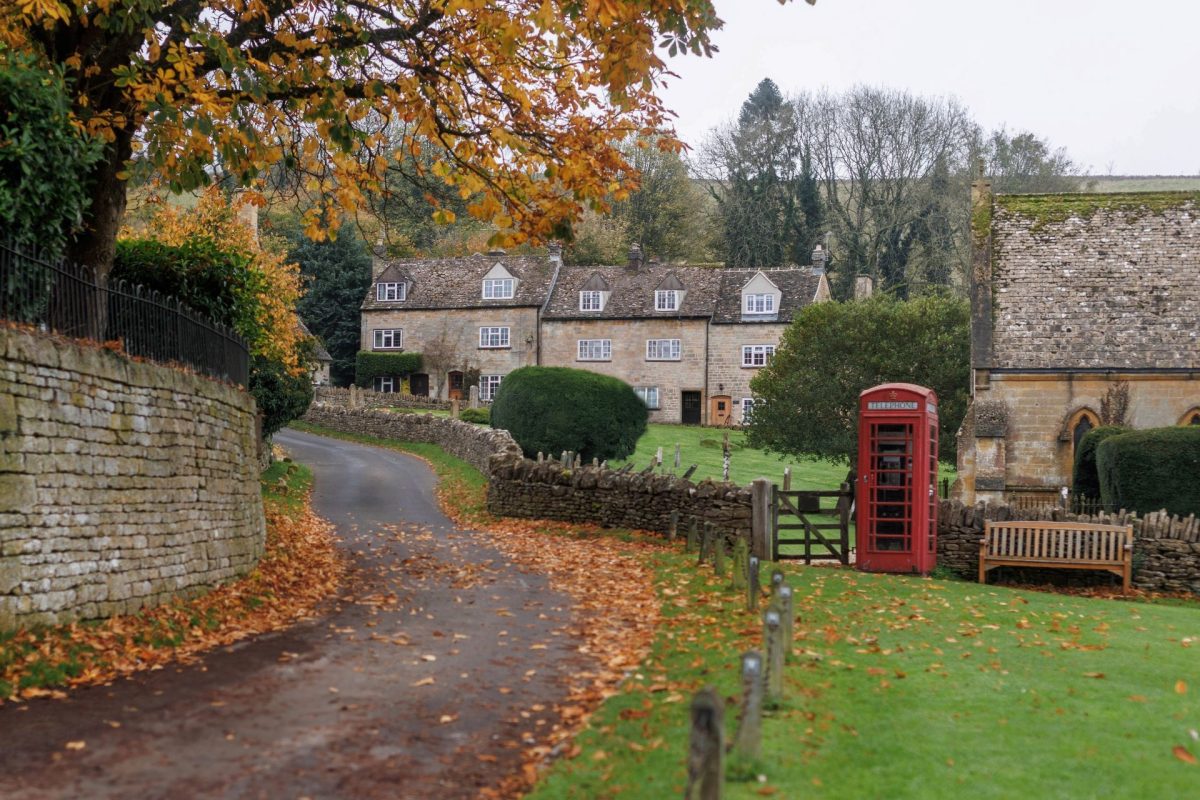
[997,191,1200,232]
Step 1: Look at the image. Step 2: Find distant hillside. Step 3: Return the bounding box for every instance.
[1083,175,1200,192]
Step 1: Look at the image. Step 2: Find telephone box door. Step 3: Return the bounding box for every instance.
[856,384,938,575]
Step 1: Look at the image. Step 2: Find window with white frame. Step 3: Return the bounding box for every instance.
[580,290,604,311]
[372,328,403,350]
[376,282,406,301]
[479,326,510,348]
[482,278,515,299]
[373,376,395,393]
[635,387,660,409]
[654,289,679,311]
[743,293,775,314]
[479,374,503,401]
[741,397,757,422]
[577,339,612,361]
[646,339,681,360]
[741,344,775,367]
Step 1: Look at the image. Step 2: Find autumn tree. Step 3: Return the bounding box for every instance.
[2,0,804,292]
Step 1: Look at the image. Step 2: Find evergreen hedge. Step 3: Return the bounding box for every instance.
[490,366,647,462]
[355,351,422,387]
[1096,427,1200,516]
[1071,425,1129,500]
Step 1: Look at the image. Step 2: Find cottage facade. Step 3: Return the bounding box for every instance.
[957,182,1200,504]
[360,245,831,424]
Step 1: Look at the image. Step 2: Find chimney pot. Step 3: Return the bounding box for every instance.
[627,242,643,270]
[811,243,828,275]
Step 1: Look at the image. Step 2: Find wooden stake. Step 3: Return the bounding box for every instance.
[731,651,764,761]
[685,688,725,800]
[747,556,760,613]
[778,585,795,658]
[731,538,749,590]
[764,608,784,705]
[686,518,699,553]
[713,532,726,578]
[668,510,679,542]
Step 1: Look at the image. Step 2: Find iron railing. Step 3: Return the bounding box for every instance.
[0,239,249,385]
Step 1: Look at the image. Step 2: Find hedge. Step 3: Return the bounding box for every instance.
[1096,427,1200,516]
[1072,425,1129,500]
[490,366,647,462]
[355,351,422,387]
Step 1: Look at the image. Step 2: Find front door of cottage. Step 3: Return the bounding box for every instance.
[710,395,732,426]
[410,373,429,396]
[681,391,702,425]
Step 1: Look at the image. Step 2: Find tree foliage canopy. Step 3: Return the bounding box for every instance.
[1,0,781,275]
[745,294,969,463]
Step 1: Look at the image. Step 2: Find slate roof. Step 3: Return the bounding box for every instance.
[710,268,825,324]
[541,263,726,319]
[297,319,332,362]
[361,252,558,311]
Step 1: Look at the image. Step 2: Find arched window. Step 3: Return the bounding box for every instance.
[1064,408,1100,454]
[1180,408,1200,426]
[1073,414,1094,449]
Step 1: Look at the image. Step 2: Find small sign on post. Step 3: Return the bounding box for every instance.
[685,687,725,800]
[764,608,784,705]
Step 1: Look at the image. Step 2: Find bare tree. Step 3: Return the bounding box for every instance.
[420,322,461,400]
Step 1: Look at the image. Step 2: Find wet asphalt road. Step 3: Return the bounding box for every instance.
[0,429,583,799]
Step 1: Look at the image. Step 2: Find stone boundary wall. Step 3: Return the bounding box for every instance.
[300,404,520,476]
[487,457,753,542]
[1,327,265,629]
[938,500,1200,593]
[313,386,452,411]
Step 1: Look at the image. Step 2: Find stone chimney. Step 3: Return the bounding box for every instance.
[486,248,507,257]
[810,244,827,276]
[627,242,643,271]
[547,241,563,266]
[854,275,874,301]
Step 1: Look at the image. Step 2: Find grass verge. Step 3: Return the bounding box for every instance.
[0,463,341,702]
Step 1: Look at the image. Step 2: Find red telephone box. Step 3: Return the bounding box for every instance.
[856,383,939,575]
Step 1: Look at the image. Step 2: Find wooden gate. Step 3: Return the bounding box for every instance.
[772,483,852,564]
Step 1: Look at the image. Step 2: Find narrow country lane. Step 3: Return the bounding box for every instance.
[0,429,587,799]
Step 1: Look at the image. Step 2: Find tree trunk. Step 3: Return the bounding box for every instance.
[55,128,133,339]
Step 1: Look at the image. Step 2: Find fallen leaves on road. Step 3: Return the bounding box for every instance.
[0,487,342,703]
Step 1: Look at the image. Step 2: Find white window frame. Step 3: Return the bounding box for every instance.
[482,278,515,299]
[743,293,775,314]
[577,339,612,361]
[372,328,403,350]
[654,289,679,311]
[479,374,503,402]
[646,339,681,361]
[479,326,510,348]
[579,290,603,311]
[635,387,660,409]
[741,344,775,367]
[376,282,405,301]
[741,397,757,422]
[373,376,395,393]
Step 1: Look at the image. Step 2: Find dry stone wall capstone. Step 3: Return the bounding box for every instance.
[0,327,265,629]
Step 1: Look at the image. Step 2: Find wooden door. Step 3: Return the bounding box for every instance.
[681,391,702,425]
[710,395,732,426]
[409,373,429,397]
[448,371,464,400]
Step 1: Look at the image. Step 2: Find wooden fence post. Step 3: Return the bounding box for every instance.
[764,608,784,705]
[698,523,712,566]
[730,538,749,590]
[778,584,794,658]
[669,510,679,542]
[686,518,699,554]
[675,443,682,470]
[685,687,724,800]
[783,467,791,491]
[731,651,764,761]
[747,556,760,613]
[713,533,726,578]
[750,478,772,562]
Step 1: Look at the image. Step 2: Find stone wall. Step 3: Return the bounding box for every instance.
[487,456,753,543]
[937,499,1200,593]
[313,386,452,411]
[300,404,522,476]
[0,327,265,629]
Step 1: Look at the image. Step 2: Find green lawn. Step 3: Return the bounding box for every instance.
[530,558,1200,799]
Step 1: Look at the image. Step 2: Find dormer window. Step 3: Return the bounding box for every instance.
[482,278,514,299]
[744,293,775,314]
[377,282,406,301]
[655,290,679,311]
[580,290,604,311]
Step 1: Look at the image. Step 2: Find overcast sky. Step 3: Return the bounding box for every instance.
[657,0,1200,176]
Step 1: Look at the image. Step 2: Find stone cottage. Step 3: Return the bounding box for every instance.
[361,243,832,423]
[957,181,1200,504]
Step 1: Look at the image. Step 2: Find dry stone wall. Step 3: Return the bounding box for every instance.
[938,499,1200,593]
[301,404,522,475]
[0,328,265,629]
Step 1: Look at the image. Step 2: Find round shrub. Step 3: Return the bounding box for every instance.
[490,366,648,462]
[458,406,490,424]
[1096,426,1200,517]
[1072,425,1129,500]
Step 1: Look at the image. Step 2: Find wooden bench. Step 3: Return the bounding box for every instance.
[979,520,1134,592]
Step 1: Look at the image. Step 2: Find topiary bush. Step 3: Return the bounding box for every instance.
[1072,425,1129,500]
[458,406,490,424]
[490,366,648,462]
[355,351,422,387]
[1096,427,1200,516]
